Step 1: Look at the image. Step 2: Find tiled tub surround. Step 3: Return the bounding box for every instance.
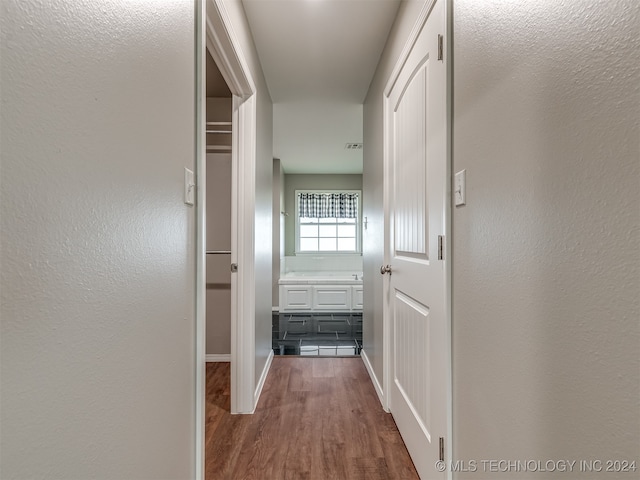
[279,271,363,283]
[281,254,363,275]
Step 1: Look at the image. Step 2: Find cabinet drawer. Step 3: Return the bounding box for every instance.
[312,287,351,310]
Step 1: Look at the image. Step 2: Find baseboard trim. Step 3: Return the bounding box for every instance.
[252,349,274,412]
[205,354,231,362]
[361,349,386,410]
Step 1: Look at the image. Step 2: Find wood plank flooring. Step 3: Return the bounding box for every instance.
[205,357,419,480]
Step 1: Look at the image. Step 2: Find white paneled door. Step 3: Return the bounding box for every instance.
[384,0,447,478]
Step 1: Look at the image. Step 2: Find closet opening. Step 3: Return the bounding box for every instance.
[204,48,233,364]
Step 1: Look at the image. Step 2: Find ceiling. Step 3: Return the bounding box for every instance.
[241,0,401,174]
[273,101,363,174]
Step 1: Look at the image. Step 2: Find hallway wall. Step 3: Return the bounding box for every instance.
[451,0,639,472]
[272,159,285,307]
[0,1,198,478]
[223,0,274,388]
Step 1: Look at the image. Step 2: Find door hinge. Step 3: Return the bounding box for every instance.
[437,34,444,61]
[439,437,445,461]
[438,235,445,260]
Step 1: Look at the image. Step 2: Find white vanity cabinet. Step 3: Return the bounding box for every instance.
[278,273,363,312]
[279,285,313,311]
[351,286,363,310]
[280,285,354,311]
[312,286,351,310]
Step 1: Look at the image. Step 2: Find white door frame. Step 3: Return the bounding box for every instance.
[205,0,257,415]
[195,3,206,478]
[195,0,258,476]
[381,0,453,474]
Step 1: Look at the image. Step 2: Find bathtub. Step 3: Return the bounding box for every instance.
[278,271,363,312]
[278,271,363,285]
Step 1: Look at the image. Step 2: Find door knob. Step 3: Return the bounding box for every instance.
[380,265,392,275]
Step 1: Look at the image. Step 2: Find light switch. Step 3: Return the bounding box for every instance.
[184,168,195,206]
[454,169,466,206]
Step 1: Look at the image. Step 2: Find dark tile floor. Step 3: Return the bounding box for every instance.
[273,311,362,356]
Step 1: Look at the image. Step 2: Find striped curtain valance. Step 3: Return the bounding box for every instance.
[298,192,358,218]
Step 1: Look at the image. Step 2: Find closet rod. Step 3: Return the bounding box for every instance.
[206,121,232,126]
[206,250,231,255]
[206,130,231,134]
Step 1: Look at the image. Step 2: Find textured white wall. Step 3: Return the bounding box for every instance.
[254,42,275,387]
[452,0,640,476]
[222,0,274,386]
[0,1,197,478]
[273,159,284,306]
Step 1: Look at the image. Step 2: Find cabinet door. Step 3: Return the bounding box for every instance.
[280,286,312,311]
[352,286,364,310]
[312,286,351,310]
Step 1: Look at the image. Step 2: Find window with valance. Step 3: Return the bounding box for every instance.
[296,191,360,253]
[297,192,359,219]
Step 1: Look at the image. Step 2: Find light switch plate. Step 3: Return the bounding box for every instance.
[454,169,466,206]
[184,168,195,206]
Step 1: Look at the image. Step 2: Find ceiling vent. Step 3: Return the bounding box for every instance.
[345,143,363,150]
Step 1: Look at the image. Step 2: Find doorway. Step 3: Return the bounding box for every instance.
[381,0,452,478]
[273,176,365,357]
[199,0,259,422]
[205,50,233,363]
[270,100,365,358]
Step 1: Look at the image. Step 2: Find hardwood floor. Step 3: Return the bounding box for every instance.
[205,357,419,480]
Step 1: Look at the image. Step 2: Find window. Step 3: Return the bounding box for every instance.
[296,190,361,254]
